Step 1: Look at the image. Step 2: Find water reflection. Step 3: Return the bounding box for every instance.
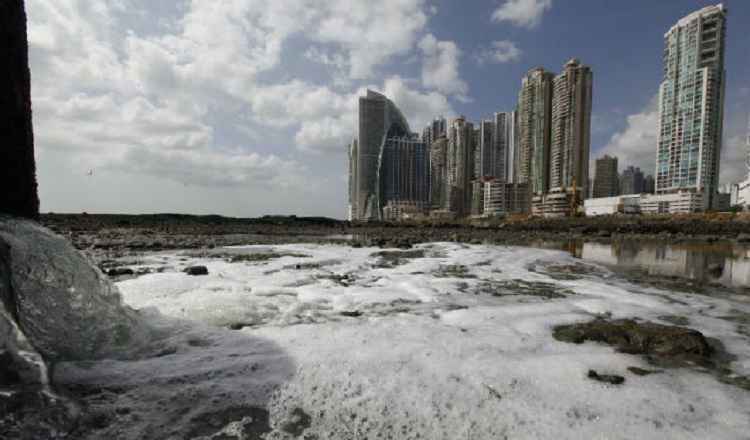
[577,241,750,288]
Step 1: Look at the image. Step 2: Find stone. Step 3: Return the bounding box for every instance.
[553,319,712,358]
[587,369,624,385]
[184,265,208,276]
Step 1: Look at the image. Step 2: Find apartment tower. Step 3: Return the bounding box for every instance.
[593,154,619,198]
[550,58,592,196]
[514,68,554,195]
[347,139,358,220]
[656,4,727,209]
[446,116,476,216]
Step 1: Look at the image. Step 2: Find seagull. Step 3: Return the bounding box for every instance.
[87,170,93,177]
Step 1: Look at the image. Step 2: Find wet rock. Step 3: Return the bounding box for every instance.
[106,267,134,277]
[627,366,661,376]
[184,265,209,276]
[587,369,624,385]
[552,319,712,358]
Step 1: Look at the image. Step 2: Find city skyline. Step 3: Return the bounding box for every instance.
[26,1,750,218]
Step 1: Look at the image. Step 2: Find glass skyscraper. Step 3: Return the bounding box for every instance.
[356,90,412,220]
[656,4,727,209]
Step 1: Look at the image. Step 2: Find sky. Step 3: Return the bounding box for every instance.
[26,0,750,219]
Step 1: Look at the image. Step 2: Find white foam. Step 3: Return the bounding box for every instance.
[55,243,750,439]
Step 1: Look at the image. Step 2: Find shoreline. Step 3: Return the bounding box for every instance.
[40,212,750,251]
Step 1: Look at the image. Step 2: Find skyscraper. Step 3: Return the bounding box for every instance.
[423,117,447,150]
[378,136,429,218]
[550,58,592,196]
[478,112,515,182]
[593,154,619,198]
[619,165,645,195]
[347,138,358,220]
[446,116,475,216]
[429,133,449,211]
[656,4,727,209]
[515,67,554,195]
[357,90,412,220]
[745,113,750,181]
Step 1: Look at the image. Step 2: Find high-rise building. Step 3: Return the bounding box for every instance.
[515,67,554,195]
[550,58,592,197]
[423,117,447,150]
[357,90,412,220]
[593,155,619,198]
[478,112,515,182]
[446,116,476,216]
[477,120,494,180]
[656,4,727,209]
[378,136,429,218]
[745,113,750,181]
[429,133,449,211]
[347,138,358,220]
[619,165,645,195]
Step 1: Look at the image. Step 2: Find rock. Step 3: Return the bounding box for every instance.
[106,267,134,277]
[737,233,750,243]
[0,215,138,362]
[183,265,208,276]
[553,319,713,358]
[587,369,624,385]
[627,366,661,376]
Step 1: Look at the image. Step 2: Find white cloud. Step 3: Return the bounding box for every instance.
[595,99,659,176]
[476,40,521,65]
[719,135,749,184]
[308,0,429,79]
[383,76,455,131]
[418,34,469,100]
[491,0,552,29]
[24,0,457,216]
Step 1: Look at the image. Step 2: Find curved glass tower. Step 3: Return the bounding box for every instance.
[357,90,412,220]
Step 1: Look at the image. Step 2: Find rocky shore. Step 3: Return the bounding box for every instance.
[41,212,750,252]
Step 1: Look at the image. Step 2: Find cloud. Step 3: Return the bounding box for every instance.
[476,40,521,65]
[491,0,552,29]
[594,99,658,176]
[382,76,455,131]
[25,0,458,217]
[719,135,749,184]
[307,0,430,79]
[418,34,469,100]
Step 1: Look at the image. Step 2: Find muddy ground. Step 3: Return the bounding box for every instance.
[40,212,750,252]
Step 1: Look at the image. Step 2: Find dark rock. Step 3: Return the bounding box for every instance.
[106,267,134,277]
[587,369,624,385]
[340,310,362,317]
[183,266,208,276]
[553,319,712,358]
[627,366,661,376]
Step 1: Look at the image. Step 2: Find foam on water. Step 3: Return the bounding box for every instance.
[56,242,750,439]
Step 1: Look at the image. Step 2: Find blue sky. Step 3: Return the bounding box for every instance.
[27,0,750,218]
